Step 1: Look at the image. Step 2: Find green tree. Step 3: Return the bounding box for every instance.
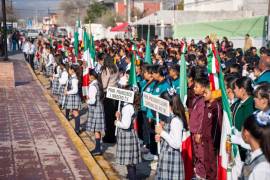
[84,1,107,23]
[96,10,124,28]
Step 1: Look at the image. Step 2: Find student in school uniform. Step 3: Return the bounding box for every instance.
[224,75,238,107]
[238,112,270,180]
[253,83,270,120]
[139,65,158,160]
[58,62,69,108]
[114,77,141,180]
[86,69,105,156]
[152,65,171,97]
[189,77,208,179]
[168,64,180,94]
[46,48,54,76]
[186,68,196,112]
[63,64,82,134]
[146,65,171,162]
[202,87,223,180]
[46,48,55,89]
[232,77,256,161]
[155,90,188,180]
[51,61,61,97]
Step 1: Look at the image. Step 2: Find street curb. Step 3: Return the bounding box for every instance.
[25,63,108,180]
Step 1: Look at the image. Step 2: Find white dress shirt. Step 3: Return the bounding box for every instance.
[87,80,98,105]
[126,63,131,71]
[59,69,68,85]
[67,74,79,95]
[115,103,134,129]
[23,42,30,54]
[46,53,54,67]
[160,116,183,150]
[94,63,102,74]
[53,66,61,78]
[29,44,35,55]
[248,149,270,180]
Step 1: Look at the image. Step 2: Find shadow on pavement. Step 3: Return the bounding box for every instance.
[15,81,31,86]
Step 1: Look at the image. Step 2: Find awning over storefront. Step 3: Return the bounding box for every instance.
[173,16,267,39]
[110,22,129,32]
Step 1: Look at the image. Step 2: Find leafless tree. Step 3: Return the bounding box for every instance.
[58,0,89,26]
[0,2,17,21]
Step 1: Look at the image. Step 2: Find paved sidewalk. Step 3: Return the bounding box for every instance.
[35,60,156,180]
[0,55,93,179]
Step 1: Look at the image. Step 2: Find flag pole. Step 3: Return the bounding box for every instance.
[89,20,92,42]
[156,112,161,154]
[115,101,121,136]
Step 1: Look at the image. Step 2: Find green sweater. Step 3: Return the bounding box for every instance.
[232,97,255,131]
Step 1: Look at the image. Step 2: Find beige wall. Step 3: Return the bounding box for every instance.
[184,0,268,16]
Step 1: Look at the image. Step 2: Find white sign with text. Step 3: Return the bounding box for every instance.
[106,87,134,103]
[143,92,170,116]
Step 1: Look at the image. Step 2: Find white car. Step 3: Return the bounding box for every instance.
[26,29,39,39]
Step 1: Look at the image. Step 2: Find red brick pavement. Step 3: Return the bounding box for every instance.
[0,59,93,179]
[0,62,15,88]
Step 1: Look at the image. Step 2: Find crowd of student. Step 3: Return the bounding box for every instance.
[22,34,270,180]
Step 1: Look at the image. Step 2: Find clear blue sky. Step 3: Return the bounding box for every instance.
[13,0,61,18]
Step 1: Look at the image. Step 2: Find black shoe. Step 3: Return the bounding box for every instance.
[75,130,82,135]
[91,149,102,156]
[102,136,116,144]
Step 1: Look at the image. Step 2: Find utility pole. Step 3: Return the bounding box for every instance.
[127,0,131,24]
[267,0,270,47]
[2,0,8,60]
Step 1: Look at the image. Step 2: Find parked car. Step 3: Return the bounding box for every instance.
[26,29,39,39]
[56,27,68,38]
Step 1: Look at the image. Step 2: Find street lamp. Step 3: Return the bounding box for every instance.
[2,0,8,60]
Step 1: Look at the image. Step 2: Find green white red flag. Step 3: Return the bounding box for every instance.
[207,43,220,91]
[211,44,242,180]
[179,40,193,180]
[128,52,137,88]
[145,25,152,64]
[179,41,187,107]
[82,31,95,96]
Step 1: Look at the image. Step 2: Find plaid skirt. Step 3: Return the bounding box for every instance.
[46,65,54,76]
[63,94,81,110]
[86,104,105,132]
[116,128,141,165]
[58,85,65,106]
[51,77,60,95]
[156,140,185,180]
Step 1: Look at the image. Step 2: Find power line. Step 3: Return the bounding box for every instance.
[13,3,90,12]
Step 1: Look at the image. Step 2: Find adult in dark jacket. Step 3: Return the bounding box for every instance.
[254,55,270,85]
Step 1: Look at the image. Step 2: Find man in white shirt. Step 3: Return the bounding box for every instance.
[22,39,30,62]
[29,39,36,70]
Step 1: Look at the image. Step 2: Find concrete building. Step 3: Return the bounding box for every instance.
[115,1,162,18]
[184,0,269,16]
[42,13,59,32]
[133,10,253,40]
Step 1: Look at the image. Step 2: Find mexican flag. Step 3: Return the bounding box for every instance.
[74,18,80,60]
[179,42,187,106]
[213,44,242,180]
[90,33,96,66]
[145,25,152,64]
[180,40,187,54]
[82,31,95,96]
[207,43,220,92]
[179,41,193,180]
[128,52,137,88]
